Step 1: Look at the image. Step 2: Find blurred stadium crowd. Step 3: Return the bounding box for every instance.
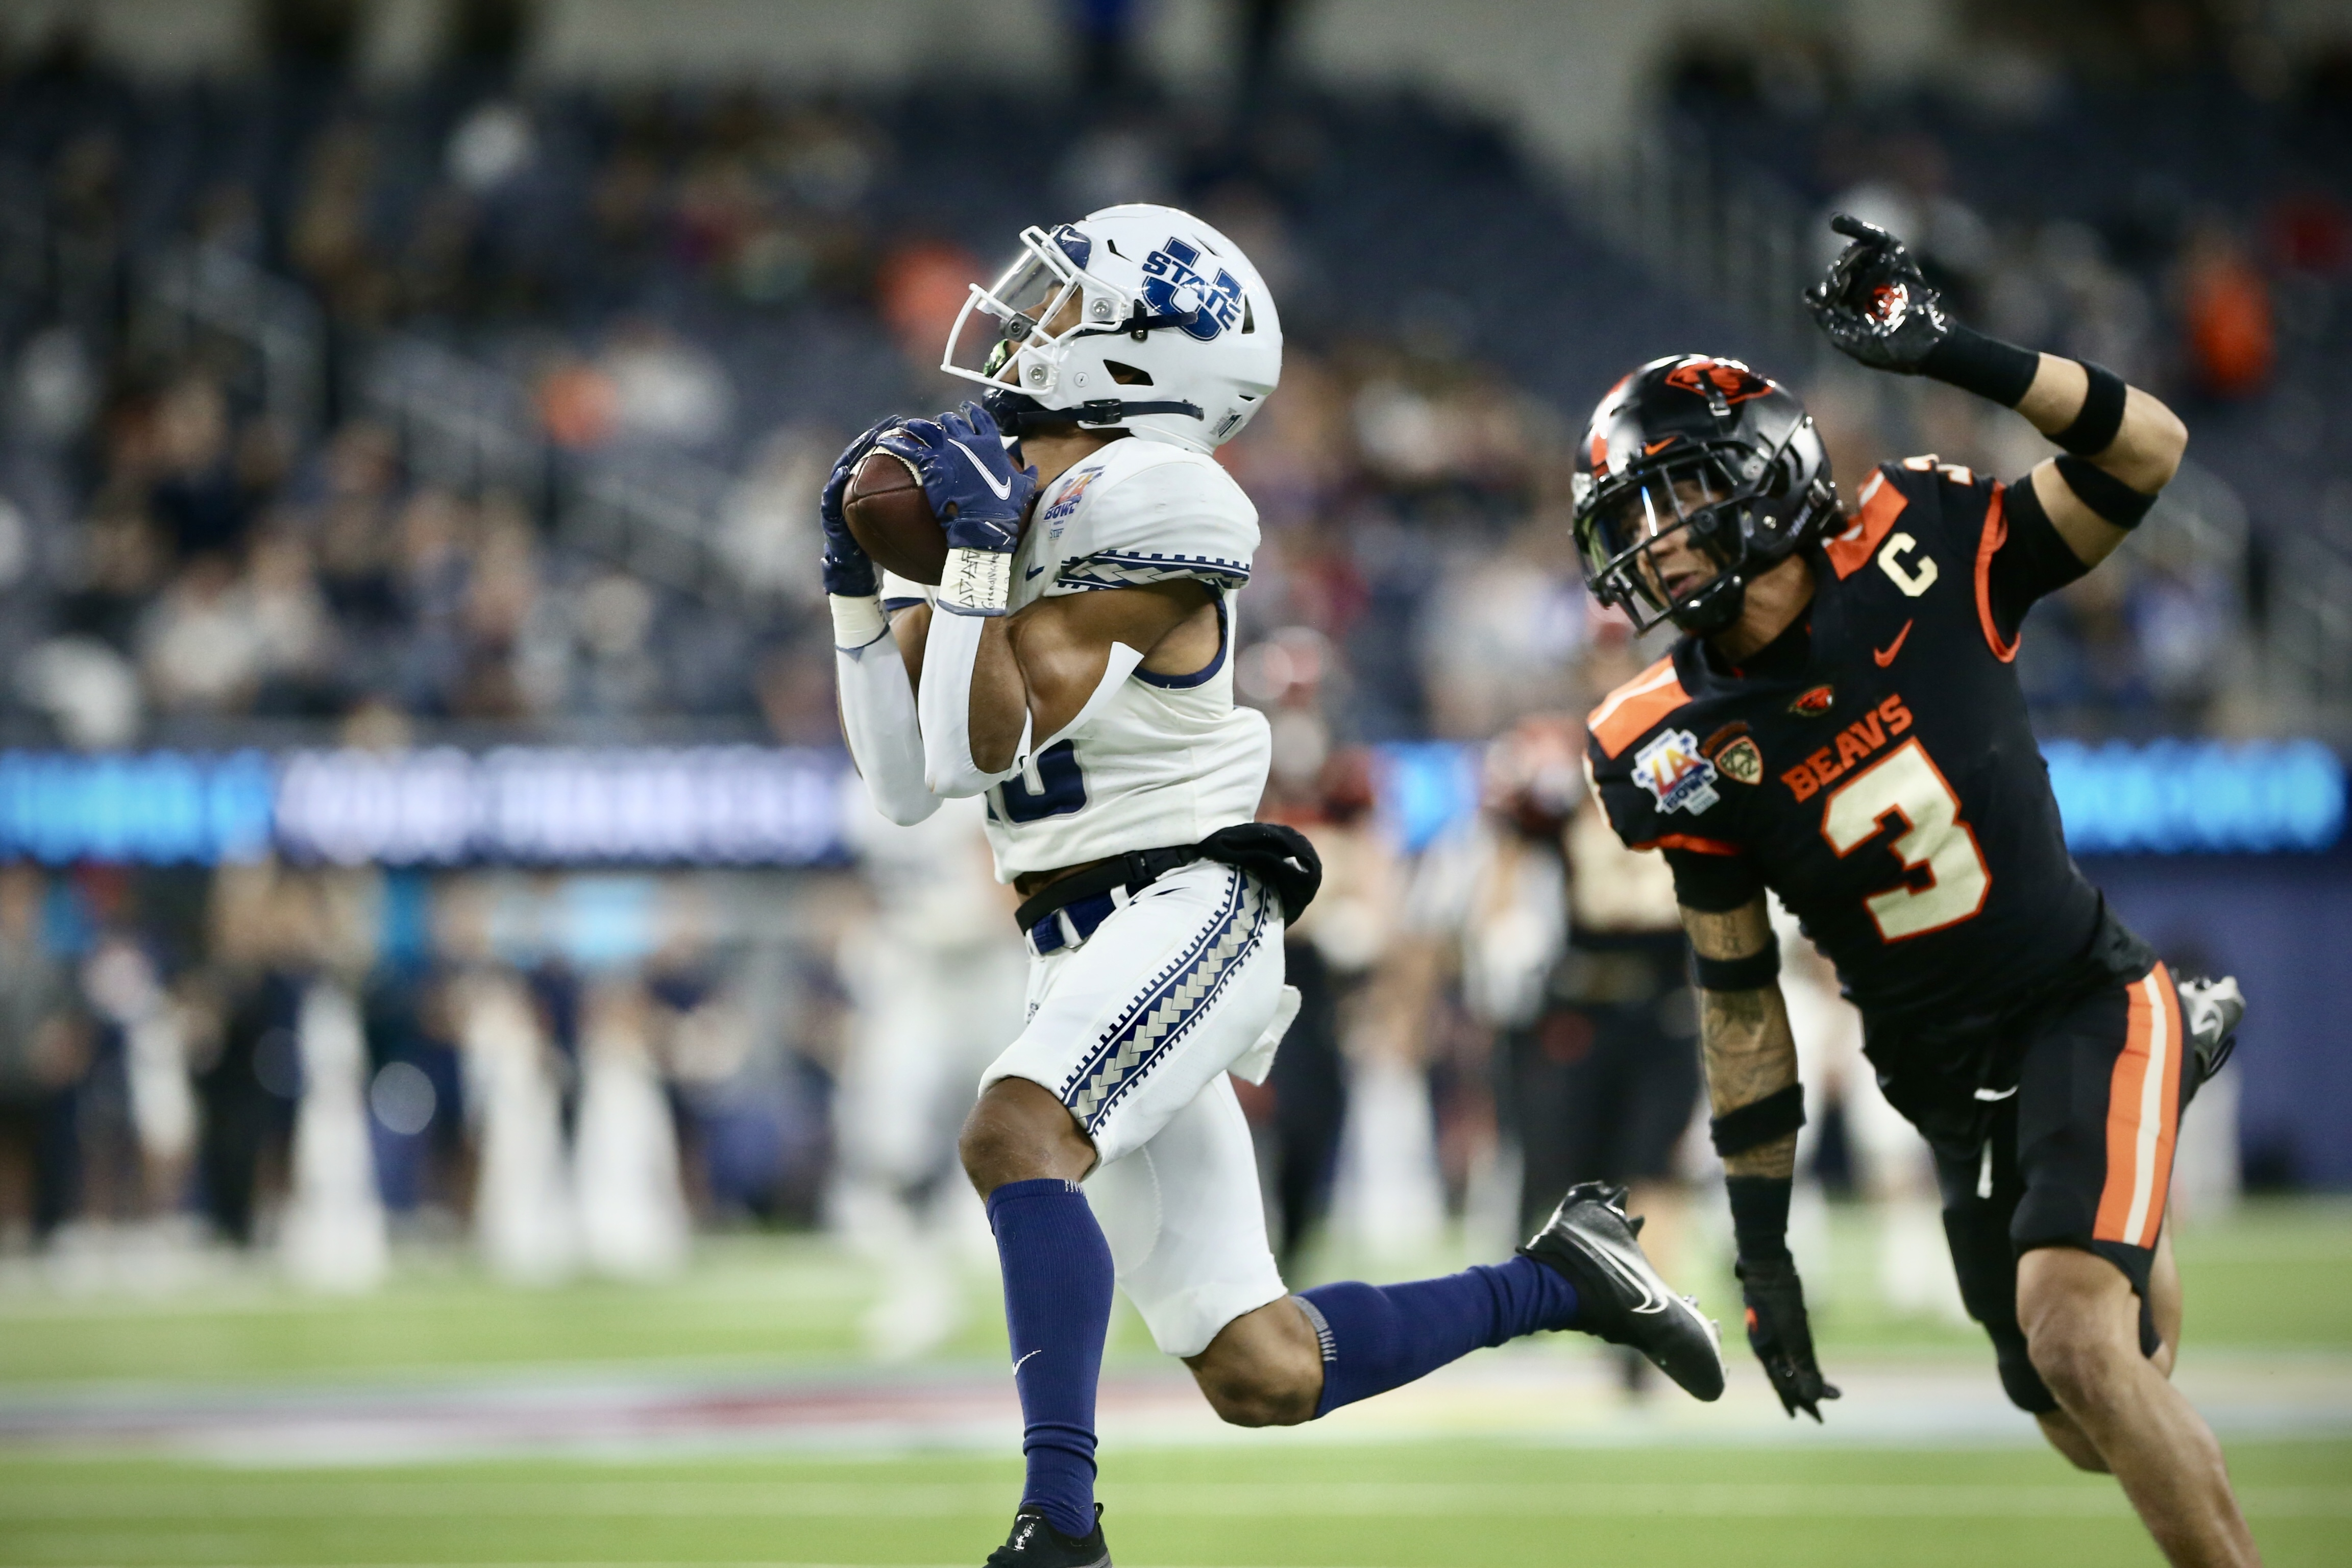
[0,1,2338,1272]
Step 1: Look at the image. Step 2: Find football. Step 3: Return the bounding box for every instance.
[843,444,947,586]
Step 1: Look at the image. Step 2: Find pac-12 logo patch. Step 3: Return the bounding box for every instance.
[1632,727,1721,816]
[1702,723,1763,786]
[1142,238,1245,341]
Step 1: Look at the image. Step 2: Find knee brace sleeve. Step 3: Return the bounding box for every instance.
[1943,1189,2061,1412]
[1940,1196,2019,1331]
[1992,1324,2060,1414]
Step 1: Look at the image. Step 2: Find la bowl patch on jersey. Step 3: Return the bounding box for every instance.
[1042,465,1101,541]
[1632,727,1721,816]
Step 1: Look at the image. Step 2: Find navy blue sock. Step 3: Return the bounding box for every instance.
[1297,1256,1578,1418]
[986,1178,1113,1540]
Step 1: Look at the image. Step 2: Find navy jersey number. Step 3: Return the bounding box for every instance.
[995,741,1088,823]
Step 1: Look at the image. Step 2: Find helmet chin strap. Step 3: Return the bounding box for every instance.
[1668,571,1748,636]
[981,385,1204,437]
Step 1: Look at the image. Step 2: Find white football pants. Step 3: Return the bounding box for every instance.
[983,861,1294,1357]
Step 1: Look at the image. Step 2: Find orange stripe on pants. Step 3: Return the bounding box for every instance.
[2094,962,2184,1250]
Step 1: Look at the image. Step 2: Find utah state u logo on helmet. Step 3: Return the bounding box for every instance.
[1142,238,1245,341]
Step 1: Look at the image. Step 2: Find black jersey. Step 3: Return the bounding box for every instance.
[1587,457,2151,1071]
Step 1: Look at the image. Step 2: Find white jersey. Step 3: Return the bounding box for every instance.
[890,437,1270,883]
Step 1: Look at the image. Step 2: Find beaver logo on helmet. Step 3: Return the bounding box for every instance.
[1663,358,1776,408]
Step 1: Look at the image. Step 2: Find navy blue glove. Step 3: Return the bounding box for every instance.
[874,402,1037,556]
[819,414,904,598]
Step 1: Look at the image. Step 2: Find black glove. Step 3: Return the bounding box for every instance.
[1737,1253,1841,1421]
[1805,214,1951,374]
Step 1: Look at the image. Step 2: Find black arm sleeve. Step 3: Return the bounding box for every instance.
[1984,472,2092,643]
[1663,846,1766,914]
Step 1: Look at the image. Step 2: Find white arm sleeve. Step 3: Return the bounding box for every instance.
[917,605,1026,799]
[915,607,1147,798]
[831,596,940,826]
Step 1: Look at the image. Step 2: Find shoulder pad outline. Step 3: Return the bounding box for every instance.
[1587,654,1693,761]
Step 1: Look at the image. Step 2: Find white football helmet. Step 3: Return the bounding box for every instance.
[941,203,1282,453]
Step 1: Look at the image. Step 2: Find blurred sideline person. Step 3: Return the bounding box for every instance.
[1576,219,2253,1564]
[825,205,1723,1568]
[573,975,692,1282]
[429,879,579,1285]
[1254,745,1399,1272]
[0,866,89,1247]
[833,793,1026,1357]
[192,867,315,1247]
[1405,705,1705,1395]
[1402,721,1569,1088]
[1385,717,1569,1258]
[81,929,198,1226]
[1549,695,1705,1389]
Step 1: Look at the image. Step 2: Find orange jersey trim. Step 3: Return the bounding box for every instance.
[1974,482,2021,664]
[1823,469,1906,579]
[2093,963,2185,1251]
[1633,832,1743,856]
[1588,656,1689,760]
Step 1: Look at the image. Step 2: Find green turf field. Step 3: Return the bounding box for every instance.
[4,1441,2348,1568]
[2,1199,2347,1567]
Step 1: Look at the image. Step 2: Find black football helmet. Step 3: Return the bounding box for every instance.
[1571,355,1839,636]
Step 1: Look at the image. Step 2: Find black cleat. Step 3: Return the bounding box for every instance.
[1521,1181,1726,1402]
[2177,973,2244,1109]
[986,1505,1111,1568]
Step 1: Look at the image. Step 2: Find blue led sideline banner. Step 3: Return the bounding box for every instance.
[0,740,2339,867]
[1373,737,2347,859]
[0,751,276,864]
[2043,739,2346,855]
[0,747,852,867]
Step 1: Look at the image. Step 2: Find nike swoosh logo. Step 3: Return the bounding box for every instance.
[1012,1349,1042,1376]
[949,438,1015,500]
[1643,436,1678,455]
[1025,565,1045,580]
[1588,1238,1671,1314]
[1873,619,1914,667]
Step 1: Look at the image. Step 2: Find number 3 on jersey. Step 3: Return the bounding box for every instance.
[1819,738,1990,941]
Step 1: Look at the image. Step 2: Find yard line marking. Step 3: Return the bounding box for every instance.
[5,1481,2347,1519]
